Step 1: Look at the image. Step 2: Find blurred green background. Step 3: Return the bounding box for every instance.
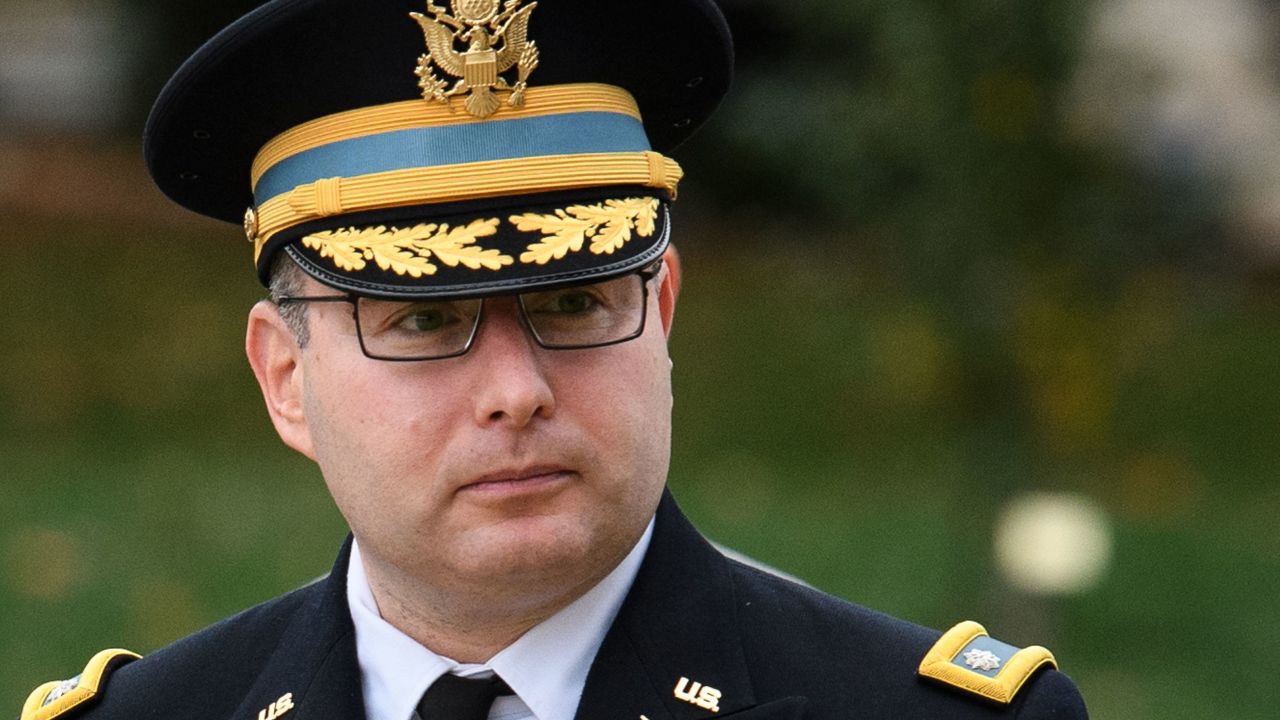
[4,0,1280,717]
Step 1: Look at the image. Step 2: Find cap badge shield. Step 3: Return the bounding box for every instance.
[410,0,541,118]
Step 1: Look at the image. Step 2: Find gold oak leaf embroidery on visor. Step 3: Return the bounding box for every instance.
[301,218,514,277]
[512,197,659,265]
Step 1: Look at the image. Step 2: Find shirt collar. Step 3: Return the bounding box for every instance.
[348,520,654,720]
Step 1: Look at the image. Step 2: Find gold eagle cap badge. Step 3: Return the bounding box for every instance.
[410,0,540,118]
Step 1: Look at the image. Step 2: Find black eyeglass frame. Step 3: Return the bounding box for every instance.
[275,261,664,362]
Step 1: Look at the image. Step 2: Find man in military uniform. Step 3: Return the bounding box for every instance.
[22,1,1088,718]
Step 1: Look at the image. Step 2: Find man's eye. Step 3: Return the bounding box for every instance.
[549,291,597,314]
[393,307,450,332]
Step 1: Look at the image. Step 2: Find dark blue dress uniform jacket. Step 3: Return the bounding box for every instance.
[67,491,1088,719]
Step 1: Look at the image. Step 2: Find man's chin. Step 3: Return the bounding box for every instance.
[451,517,611,583]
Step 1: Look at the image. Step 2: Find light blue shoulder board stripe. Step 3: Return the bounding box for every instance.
[917,621,1057,704]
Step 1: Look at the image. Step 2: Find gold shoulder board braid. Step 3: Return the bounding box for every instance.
[917,621,1057,704]
[21,649,141,720]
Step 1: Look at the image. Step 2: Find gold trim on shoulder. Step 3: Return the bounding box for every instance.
[21,649,141,720]
[917,621,1057,704]
[301,219,514,277]
[513,197,659,265]
[410,0,540,118]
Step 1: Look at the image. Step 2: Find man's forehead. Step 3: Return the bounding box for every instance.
[145,0,730,300]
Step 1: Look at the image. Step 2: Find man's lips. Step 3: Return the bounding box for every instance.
[457,466,575,494]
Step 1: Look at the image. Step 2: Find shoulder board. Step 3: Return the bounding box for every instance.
[21,649,141,720]
[917,621,1056,704]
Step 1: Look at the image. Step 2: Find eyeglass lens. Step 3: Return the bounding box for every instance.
[354,273,648,360]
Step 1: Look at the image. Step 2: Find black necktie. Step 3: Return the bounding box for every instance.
[416,673,514,720]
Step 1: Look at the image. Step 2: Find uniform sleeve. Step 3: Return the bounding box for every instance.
[1015,669,1089,719]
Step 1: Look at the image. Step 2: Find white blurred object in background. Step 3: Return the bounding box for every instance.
[995,491,1114,596]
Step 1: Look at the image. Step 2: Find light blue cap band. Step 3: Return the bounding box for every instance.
[254,110,651,205]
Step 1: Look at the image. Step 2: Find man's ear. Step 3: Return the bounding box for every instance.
[658,245,681,337]
[245,301,316,460]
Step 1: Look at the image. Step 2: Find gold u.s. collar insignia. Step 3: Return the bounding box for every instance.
[673,676,722,713]
[257,692,295,720]
[410,0,541,118]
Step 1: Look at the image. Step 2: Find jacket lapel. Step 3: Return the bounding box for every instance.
[229,537,367,720]
[714,699,809,719]
[576,491,810,720]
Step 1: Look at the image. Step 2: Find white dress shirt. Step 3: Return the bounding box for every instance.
[347,520,654,720]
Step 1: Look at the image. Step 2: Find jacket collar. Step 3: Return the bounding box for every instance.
[230,536,366,720]
[576,490,809,720]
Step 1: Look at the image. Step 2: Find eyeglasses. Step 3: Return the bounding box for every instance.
[275,263,661,361]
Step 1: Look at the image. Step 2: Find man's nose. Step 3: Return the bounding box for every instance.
[467,298,556,428]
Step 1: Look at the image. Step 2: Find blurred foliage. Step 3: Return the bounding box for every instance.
[5,1,1280,719]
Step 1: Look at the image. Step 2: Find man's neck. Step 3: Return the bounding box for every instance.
[358,547,629,663]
